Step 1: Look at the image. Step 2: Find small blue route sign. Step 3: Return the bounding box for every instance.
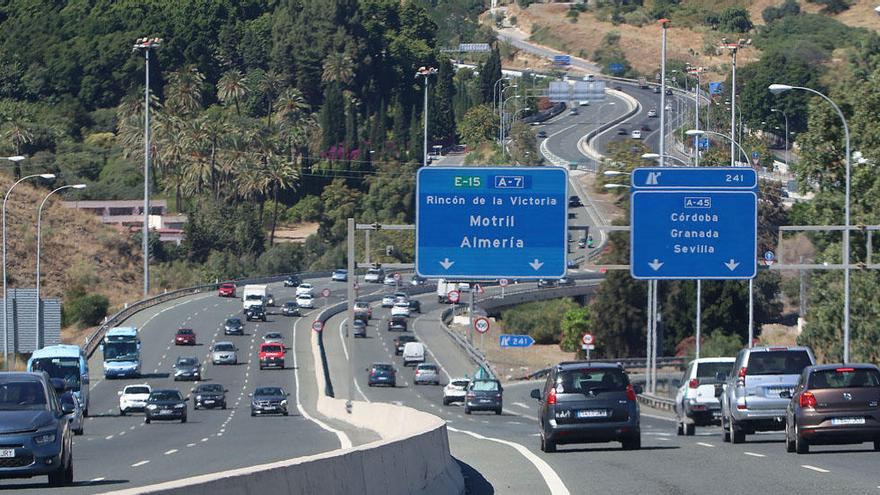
[499,334,535,348]
[416,167,568,279]
[630,167,757,280]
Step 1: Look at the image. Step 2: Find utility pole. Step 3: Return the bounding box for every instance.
[658,19,669,167]
[133,37,162,297]
[721,38,750,167]
[346,219,355,414]
[415,67,437,168]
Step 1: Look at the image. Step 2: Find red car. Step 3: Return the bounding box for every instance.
[218,283,236,297]
[259,342,285,370]
[174,328,197,346]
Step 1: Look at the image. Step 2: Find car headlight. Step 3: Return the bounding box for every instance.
[34,432,56,445]
[174,403,186,409]
[196,395,202,400]
[280,400,288,407]
[147,404,157,410]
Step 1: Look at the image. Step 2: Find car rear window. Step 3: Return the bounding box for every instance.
[696,362,734,380]
[419,364,437,371]
[373,364,393,371]
[150,391,181,401]
[746,351,812,375]
[471,381,499,391]
[810,368,880,389]
[214,344,234,351]
[556,368,629,393]
[262,345,282,353]
[177,329,193,335]
[452,380,470,387]
[126,386,150,394]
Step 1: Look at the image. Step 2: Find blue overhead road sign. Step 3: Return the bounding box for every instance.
[631,191,757,279]
[631,167,757,190]
[500,334,535,348]
[416,167,568,279]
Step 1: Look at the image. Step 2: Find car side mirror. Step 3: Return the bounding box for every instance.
[715,372,727,382]
[530,389,541,400]
[184,396,190,401]
[714,384,724,398]
[248,393,253,397]
[60,401,75,415]
[225,389,229,393]
[633,384,644,395]
[779,390,791,399]
[117,391,123,396]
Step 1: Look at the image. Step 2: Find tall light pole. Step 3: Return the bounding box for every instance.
[721,39,751,167]
[36,184,86,349]
[770,83,851,362]
[687,66,705,166]
[3,167,52,369]
[659,19,669,166]
[498,84,519,142]
[493,76,510,119]
[500,94,522,150]
[506,107,531,161]
[133,37,162,297]
[415,66,438,168]
[771,108,789,171]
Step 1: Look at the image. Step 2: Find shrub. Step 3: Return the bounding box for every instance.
[718,7,753,33]
[501,298,579,345]
[63,292,109,329]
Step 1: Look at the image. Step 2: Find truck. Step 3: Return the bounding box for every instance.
[101,327,141,379]
[242,284,268,312]
[437,278,455,303]
[27,344,90,416]
[638,77,648,89]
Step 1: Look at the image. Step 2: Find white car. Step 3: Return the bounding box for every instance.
[118,383,152,416]
[364,268,384,283]
[631,130,642,139]
[457,283,471,293]
[381,295,397,307]
[296,283,313,297]
[443,378,470,405]
[674,357,735,436]
[391,302,411,318]
[578,100,590,106]
[296,294,315,309]
[383,273,399,286]
[647,109,657,117]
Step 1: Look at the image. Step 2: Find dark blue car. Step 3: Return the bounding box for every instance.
[367,363,396,387]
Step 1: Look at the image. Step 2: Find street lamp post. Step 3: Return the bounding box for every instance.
[499,84,519,143]
[3,167,52,369]
[493,76,510,119]
[506,107,531,161]
[35,184,86,349]
[771,108,789,171]
[500,94,522,150]
[659,19,670,166]
[687,66,705,166]
[133,37,162,298]
[415,66,438,168]
[770,83,851,362]
[721,39,751,167]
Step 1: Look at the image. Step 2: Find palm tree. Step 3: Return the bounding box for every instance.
[2,119,32,178]
[262,155,299,245]
[165,65,205,117]
[322,52,355,86]
[155,115,189,208]
[275,88,311,164]
[217,70,249,115]
[260,70,283,127]
[234,164,270,223]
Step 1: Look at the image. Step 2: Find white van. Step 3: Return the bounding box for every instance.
[402,342,426,367]
[242,284,267,311]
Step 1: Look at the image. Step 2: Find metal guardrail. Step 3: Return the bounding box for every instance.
[82,271,333,358]
[637,392,675,411]
[518,356,685,381]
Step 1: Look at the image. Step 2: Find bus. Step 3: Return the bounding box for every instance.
[101,327,141,379]
[27,344,90,416]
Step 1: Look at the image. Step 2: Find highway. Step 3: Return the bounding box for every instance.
[1,277,386,492]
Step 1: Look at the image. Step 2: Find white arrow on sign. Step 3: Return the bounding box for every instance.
[529,259,544,271]
[724,259,740,271]
[439,258,455,270]
[648,259,664,271]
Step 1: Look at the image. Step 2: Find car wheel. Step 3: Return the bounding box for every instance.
[622,434,641,450]
[495,408,502,415]
[785,423,796,453]
[721,415,730,443]
[443,398,449,406]
[283,411,289,416]
[685,423,695,436]
[145,417,151,424]
[181,416,187,424]
[464,407,471,415]
[222,403,227,410]
[795,427,809,454]
[874,440,880,451]
[676,421,683,436]
[540,433,557,453]
[119,408,126,417]
[368,382,373,387]
[251,410,256,417]
[194,404,199,410]
[48,453,73,487]
[730,418,745,444]
[74,427,84,436]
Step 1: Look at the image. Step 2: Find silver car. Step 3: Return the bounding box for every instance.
[720,346,815,444]
[414,363,440,385]
[211,342,238,365]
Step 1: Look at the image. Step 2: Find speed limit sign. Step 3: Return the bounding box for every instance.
[474,317,490,334]
[582,333,594,345]
[321,288,331,298]
[312,320,324,333]
[447,290,461,304]
[499,278,509,287]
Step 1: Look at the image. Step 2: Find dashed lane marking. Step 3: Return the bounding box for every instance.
[90,477,105,483]
[512,402,530,409]
[696,442,714,448]
[801,465,830,473]
[164,449,177,455]
[187,443,196,447]
[131,460,150,467]
[744,452,766,458]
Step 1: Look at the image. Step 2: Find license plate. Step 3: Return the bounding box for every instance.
[204,400,214,404]
[480,399,491,403]
[577,409,608,418]
[160,410,173,415]
[712,411,722,418]
[831,417,865,425]
[0,449,14,458]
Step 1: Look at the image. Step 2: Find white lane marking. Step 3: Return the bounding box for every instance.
[200,437,209,442]
[411,314,452,381]
[105,435,113,440]
[640,412,677,423]
[512,402,530,409]
[448,426,570,495]
[656,437,670,442]
[90,477,105,483]
[164,449,177,455]
[186,443,196,447]
[338,318,370,402]
[131,460,150,467]
[292,314,352,449]
[801,465,830,473]
[744,452,766,458]
[696,442,714,448]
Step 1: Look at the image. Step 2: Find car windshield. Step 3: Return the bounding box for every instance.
[394,302,408,307]
[696,362,734,381]
[0,380,47,411]
[177,329,193,335]
[221,284,234,289]
[125,386,150,395]
[29,357,81,391]
[810,368,880,389]
[245,295,263,301]
[226,319,241,326]
[418,365,437,371]
[353,320,365,327]
[255,387,283,396]
[285,302,297,307]
[355,303,368,309]
[299,295,312,300]
[300,284,312,289]
[263,345,282,353]
[746,351,812,375]
[556,369,628,393]
[199,384,224,393]
[177,358,197,366]
[214,344,234,351]
[149,391,182,402]
[368,270,381,275]
[335,270,347,274]
[471,381,499,392]
[104,342,138,361]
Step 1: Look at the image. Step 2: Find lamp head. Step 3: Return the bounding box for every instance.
[39,174,56,180]
[71,184,87,190]
[685,129,704,136]
[769,84,792,94]
[641,153,661,160]
[7,156,25,162]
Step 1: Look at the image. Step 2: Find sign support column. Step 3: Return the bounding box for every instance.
[695,280,702,359]
[346,218,355,413]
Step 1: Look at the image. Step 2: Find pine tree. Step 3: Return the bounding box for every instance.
[408,105,423,163]
[344,99,358,158]
[391,95,408,156]
[320,82,346,151]
[479,47,502,104]
[432,59,457,146]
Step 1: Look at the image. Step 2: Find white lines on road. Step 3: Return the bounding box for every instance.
[164,449,178,455]
[105,435,114,440]
[449,426,571,495]
[90,477,105,483]
[131,460,150,467]
[200,437,209,442]
[743,452,766,458]
[338,317,370,402]
[512,402,530,409]
[186,443,196,447]
[695,442,715,448]
[801,465,830,473]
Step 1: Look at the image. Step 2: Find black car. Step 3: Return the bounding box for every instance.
[617,128,628,135]
[173,357,201,381]
[224,317,244,335]
[283,275,301,287]
[409,275,427,286]
[558,277,575,286]
[192,383,227,410]
[145,389,188,423]
[394,335,417,355]
[536,130,547,139]
[665,88,673,95]
[246,304,267,322]
[281,301,300,317]
[530,362,641,452]
[353,319,367,338]
[388,317,408,332]
[614,85,623,91]
[408,299,421,314]
[465,379,503,415]
[537,279,557,288]
[640,124,651,132]
[367,363,397,387]
[250,386,289,416]
[568,195,582,207]
[0,373,75,486]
